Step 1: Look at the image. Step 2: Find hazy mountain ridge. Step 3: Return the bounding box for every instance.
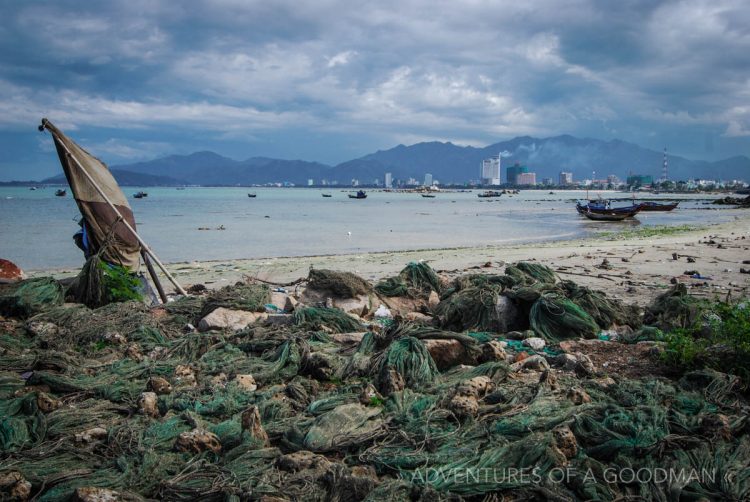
[38,136,750,185]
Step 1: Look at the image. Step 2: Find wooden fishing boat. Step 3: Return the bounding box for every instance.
[348,190,367,199]
[247,193,257,198]
[576,201,641,216]
[638,201,679,212]
[582,209,634,221]
[477,190,502,198]
[322,193,332,197]
[421,194,436,198]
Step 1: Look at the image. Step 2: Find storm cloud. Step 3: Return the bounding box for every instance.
[1,0,748,179]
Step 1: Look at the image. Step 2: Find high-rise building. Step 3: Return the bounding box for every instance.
[542,177,553,186]
[424,173,433,186]
[480,155,501,185]
[506,163,529,184]
[559,171,573,185]
[516,172,536,186]
[384,172,392,188]
[307,179,314,186]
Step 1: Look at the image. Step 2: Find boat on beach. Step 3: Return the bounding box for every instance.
[638,201,679,212]
[348,190,367,199]
[581,209,635,221]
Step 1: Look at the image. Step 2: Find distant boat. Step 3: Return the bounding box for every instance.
[29,186,37,191]
[247,193,257,198]
[421,194,436,198]
[477,190,502,198]
[176,187,186,190]
[133,191,148,199]
[55,189,66,197]
[639,201,679,212]
[322,193,333,198]
[348,190,367,199]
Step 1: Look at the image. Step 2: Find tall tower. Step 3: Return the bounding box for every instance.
[662,147,668,181]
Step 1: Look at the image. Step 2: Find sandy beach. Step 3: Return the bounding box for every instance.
[29,212,750,305]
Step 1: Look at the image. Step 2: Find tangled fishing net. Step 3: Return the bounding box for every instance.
[375,262,442,299]
[307,269,373,298]
[2,263,749,501]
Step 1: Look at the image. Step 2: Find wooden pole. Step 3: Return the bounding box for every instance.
[141,250,168,303]
[48,132,188,295]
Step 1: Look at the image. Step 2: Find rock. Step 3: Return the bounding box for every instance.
[423,339,475,370]
[0,470,31,501]
[554,353,578,371]
[211,373,228,388]
[404,311,433,323]
[335,295,372,317]
[510,354,550,372]
[378,368,405,396]
[455,376,493,398]
[506,330,534,340]
[574,352,596,376]
[71,487,121,502]
[174,428,222,454]
[428,290,441,309]
[101,331,127,345]
[553,426,578,459]
[523,337,546,351]
[126,343,143,361]
[0,259,25,284]
[449,394,479,418]
[36,392,61,413]
[146,376,172,395]
[303,352,337,381]
[591,376,616,389]
[265,314,294,326]
[359,383,382,405]
[493,295,521,332]
[478,340,507,363]
[235,374,258,392]
[241,405,269,445]
[75,427,108,443]
[276,450,331,473]
[26,321,60,338]
[270,292,290,311]
[331,332,366,345]
[174,365,197,387]
[198,307,267,332]
[567,387,591,405]
[138,391,159,417]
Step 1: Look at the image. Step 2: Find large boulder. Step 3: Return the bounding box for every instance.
[423,339,476,370]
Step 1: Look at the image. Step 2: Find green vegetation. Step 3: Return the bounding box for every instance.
[99,261,144,303]
[662,301,750,385]
[598,224,703,240]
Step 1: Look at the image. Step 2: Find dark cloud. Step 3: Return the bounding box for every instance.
[0,0,748,180]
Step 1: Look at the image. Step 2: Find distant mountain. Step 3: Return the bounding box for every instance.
[339,135,750,184]
[35,136,750,186]
[42,169,186,186]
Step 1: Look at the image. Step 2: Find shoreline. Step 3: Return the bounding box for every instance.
[28,214,750,304]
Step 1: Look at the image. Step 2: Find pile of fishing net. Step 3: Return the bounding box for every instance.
[0,277,64,319]
[3,263,750,501]
[375,262,442,299]
[643,283,706,331]
[307,269,373,298]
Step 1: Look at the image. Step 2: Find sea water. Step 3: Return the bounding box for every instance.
[0,187,737,270]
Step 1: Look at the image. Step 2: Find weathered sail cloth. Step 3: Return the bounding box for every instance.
[40,118,140,270]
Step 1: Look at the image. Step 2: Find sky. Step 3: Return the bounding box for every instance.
[1,0,749,181]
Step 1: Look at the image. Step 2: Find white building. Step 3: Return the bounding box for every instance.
[559,171,573,185]
[384,172,392,188]
[424,173,433,186]
[481,155,501,185]
[516,172,537,186]
[307,179,314,186]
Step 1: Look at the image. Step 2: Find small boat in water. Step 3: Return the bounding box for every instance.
[348,190,367,199]
[55,189,66,197]
[29,186,37,191]
[133,191,148,199]
[477,190,502,198]
[421,194,436,198]
[639,201,679,212]
[322,193,332,198]
[247,193,257,198]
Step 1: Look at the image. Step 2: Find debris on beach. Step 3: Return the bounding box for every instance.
[1,261,749,501]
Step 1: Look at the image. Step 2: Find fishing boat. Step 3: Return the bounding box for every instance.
[55,189,66,197]
[322,193,332,198]
[576,200,641,216]
[638,201,679,212]
[247,193,257,198]
[133,191,148,199]
[477,190,502,198]
[581,209,634,221]
[29,186,37,191]
[348,190,367,199]
[421,194,436,198]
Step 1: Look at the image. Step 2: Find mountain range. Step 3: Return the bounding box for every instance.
[42,135,750,186]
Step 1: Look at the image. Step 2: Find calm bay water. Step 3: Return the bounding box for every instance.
[0,186,738,270]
